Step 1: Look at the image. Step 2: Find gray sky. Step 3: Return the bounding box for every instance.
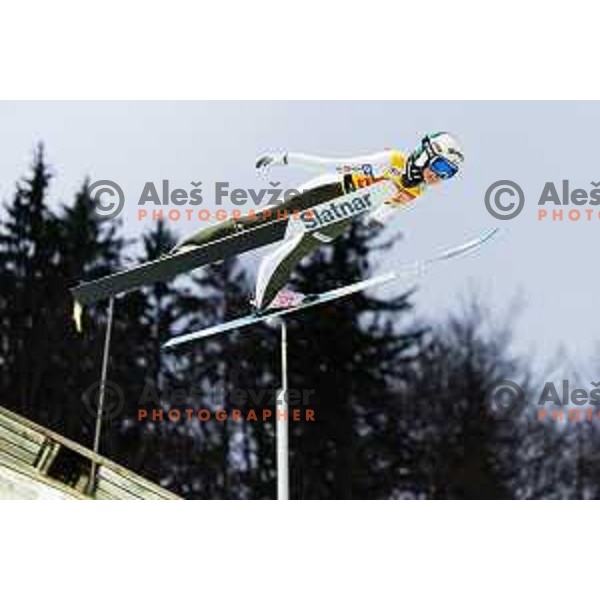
[0,101,597,366]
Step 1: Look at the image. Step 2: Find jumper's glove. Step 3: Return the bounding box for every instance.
[255,151,288,176]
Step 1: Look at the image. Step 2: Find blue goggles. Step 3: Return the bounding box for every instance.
[428,155,459,179]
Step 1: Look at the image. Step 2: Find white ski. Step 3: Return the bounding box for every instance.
[70,181,396,307]
[163,228,499,349]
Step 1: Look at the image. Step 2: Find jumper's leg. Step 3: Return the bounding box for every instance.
[171,174,345,254]
[254,233,322,310]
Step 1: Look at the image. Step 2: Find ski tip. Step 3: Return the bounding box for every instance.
[72,300,84,334]
[479,227,501,243]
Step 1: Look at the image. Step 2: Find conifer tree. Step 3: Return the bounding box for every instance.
[283,223,423,499]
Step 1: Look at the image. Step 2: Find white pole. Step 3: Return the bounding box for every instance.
[277,320,289,500]
[89,295,115,493]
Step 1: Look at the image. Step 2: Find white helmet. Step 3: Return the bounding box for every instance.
[405,132,464,185]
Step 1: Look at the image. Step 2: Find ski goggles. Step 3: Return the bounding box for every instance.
[420,136,460,179]
[428,155,460,179]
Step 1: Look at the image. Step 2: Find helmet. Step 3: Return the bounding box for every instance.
[403,132,464,187]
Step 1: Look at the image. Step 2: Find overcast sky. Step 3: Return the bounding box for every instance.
[0,101,597,368]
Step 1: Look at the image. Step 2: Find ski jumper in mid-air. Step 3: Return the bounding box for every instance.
[172,132,465,311]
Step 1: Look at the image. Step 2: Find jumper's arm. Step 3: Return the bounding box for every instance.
[285,150,394,173]
[256,150,396,174]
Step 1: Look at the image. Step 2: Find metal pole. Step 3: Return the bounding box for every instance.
[89,295,115,493]
[277,320,289,500]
